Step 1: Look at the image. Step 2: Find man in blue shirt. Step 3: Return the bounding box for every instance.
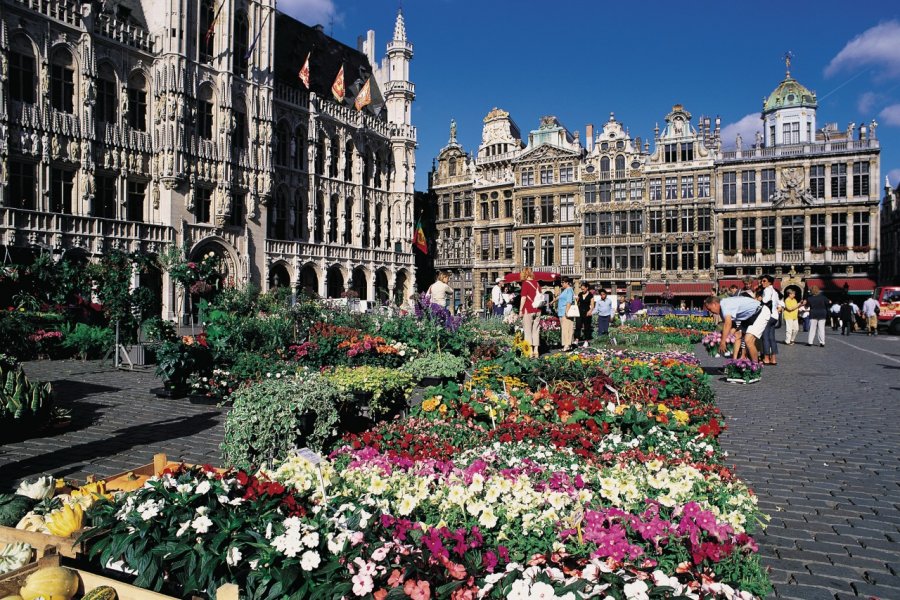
[593,289,614,336]
[703,295,769,363]
[555,277,576,351]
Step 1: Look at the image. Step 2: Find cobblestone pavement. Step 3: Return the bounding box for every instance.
[0,360,227,486]
[700,331,900,600]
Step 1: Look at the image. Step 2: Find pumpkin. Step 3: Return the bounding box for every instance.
[18,566,78,600]
[0,542,32,575]
[81,586,117,600]
[0,494,37,527]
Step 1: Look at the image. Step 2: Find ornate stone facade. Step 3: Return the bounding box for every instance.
[0,0,415,319]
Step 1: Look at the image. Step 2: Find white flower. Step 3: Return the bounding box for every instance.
[191,515,213,534]
[624,580,649,600]
[137,499,164,521]
[300,550,321,571]
[176,520,192,537]
[195,480,211,495]
[301,531,319,548]
[226,546,242,566]
[478,507,498,529]
[176,483,194,494]
[530,582,556,600]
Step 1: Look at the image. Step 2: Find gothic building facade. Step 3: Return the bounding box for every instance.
[431,69,881,310]
[0,0,416,320]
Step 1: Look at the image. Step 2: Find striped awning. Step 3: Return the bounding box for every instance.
[644,282,717,297]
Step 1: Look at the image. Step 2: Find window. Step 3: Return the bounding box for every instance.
[665,177,677,200]
[682,246,695,271]
[723,218,737,251]
[613,246,628,271]
[810,165,825,199]
[584,247,598,271]
[782,122,800,144]
[614,155,625,177]
[127,73,148,131]
[649,210,662,234]
[492,230,500,260]
[665,208,678,233]
[315,139,326,175]
[448,159,456,177]
[650,245,663,270]
[698,242,711,270]
[9,160,36,209]
[629,210,643,234]
[232,107,247,151]
[664,144,678,163]
[560,235,574,266]
[127,181,146,222]
[540,196,554,223]
[198,97,213,139]
[480,231,489,260]
[233,12,249,75]
[344,197,354,243]
[329,137,340,178]
[505,229,513,259]
[441,197,450,220]
[599,182,611,202]
[198,0,215,63]
[681,176,694,199]
[600,157,610,175]
[629,247,643,271]
[522,237,535,266]
[96,67,117,123]
[540,165,553,184]
[761,169,776,203]
[853,212,870,247]
[831,213,847,246]
[598,213,612,236]
[831,163,847,198]
[481,202,489,220]
[782,215,804,250]
[453,194,461,218]
[761,216,776,251]
[275,125,289,166]
[853,162,870,197]
[665,244,678,270]
[680,143,694,162]
[521,197,535,225]
[681,208,693,233]
[723,172,737,205]
[741,171,756,204]
[317,194,327,243]
[811,213,826,248]
[464,196,473,218]
[521,168,534,186]
[504,197,513,218]
[9,40,36,103]
[629,180,642,199]
[560,195,575,221]
[614,181,626,201]
[231,193,245,227]
[95,174,116,219]
[742,217,756,250]
[490,200,498,219]
[613,212,627,235]
[584,184,596,204]
[342,139,352,177]
[698,174,710,198]
[598,247,612,270]
[560,163,574,183]
[373,203,382,247]
[584,213,598,236]
[697,207,711,232]
[649,179,662,201]
[50,49,75,113]
[49,168,74,214]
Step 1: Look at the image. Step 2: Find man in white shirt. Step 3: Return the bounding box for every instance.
[490,279,504,317]
[704,295,769,364]
[862,293,879,336]
[830,302,842,331]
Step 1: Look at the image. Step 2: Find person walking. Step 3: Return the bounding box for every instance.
[593,289,614,336]
[758,275,780,365]
[518,268,543,358]
[830,302,842,331]
[427,271,454,312]
[862,293,879,336]
[553,277,576,352]
[703,295,769,364]
[799,303,810,332]
[490,278,505,317]
[575,282,595,345]
[805,285,830,347]
[840,300,855,336]
[783,289,800,344]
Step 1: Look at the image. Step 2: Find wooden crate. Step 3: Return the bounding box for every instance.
[0,552,61,596]
[96,453,225,492]
[0,524,82,558]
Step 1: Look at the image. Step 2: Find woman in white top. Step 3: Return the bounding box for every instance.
[427,271,454,313]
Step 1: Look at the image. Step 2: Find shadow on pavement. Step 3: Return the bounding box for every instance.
[52,379,122,401]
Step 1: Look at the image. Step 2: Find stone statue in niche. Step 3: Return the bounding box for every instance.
[152,184,160,209]
[121,86,129,116]
[51,136,60,159]
[83,80,95,106]
[40,63,49,94]
[69,138,79,160]
[0,53,7,82]
[31,132,41,156]
[41,133,50,160]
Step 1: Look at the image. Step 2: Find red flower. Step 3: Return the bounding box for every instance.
[698,418,722,438]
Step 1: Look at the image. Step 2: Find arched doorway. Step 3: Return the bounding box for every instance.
[326,265,344,299]
[184,238,237,323]
[299,263,319,299]
[374,269,389,305]
[351,266,368,301]
[137,259,163,321]
[269,263,291,289]
[394,270,408,306]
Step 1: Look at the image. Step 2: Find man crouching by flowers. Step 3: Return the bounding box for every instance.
[703,295,769,365]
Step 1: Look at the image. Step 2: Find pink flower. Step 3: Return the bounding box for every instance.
[352,573,373,596]
[403,580,431,600]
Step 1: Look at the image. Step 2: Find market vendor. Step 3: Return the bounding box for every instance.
[703,295,770,364]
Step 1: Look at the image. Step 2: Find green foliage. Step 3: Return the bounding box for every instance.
[154,338,213,393]
[211,284,261,316]
[0,493,37,526]
[0,362,54,430]
[142,317,178,343]
[324,365,415,417]
[401,352,469,381]
[62,323,114,360]
[221,371,346,470]
[202,306,295,365]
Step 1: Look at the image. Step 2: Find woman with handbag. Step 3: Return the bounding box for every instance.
[519,268,543,358]
[554,277,576,352]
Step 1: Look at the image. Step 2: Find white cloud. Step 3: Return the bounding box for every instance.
[879,103,900,126]
[857,91,880,114]
[888,168,900,187]
[825,20,900,78]
[720,113,762,149]
[278,0,341,27]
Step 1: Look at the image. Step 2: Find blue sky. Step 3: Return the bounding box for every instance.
[279,0,900,194]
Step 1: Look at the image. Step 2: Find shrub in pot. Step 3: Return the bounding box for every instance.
[324,365,415,418]
[402,352,468,386]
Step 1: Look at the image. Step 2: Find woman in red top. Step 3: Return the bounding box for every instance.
[519,267,543,358]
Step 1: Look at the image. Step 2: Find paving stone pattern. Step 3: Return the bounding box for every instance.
[702,332,900,600]
[0,360,227,485]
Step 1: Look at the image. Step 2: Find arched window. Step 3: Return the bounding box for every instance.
[296,190,307,238]
[294,126,306,170]
[343,197,354,244]
[196,84,214,139]
[127,72,149,131]
[362,201,371,247]
[95,63,117,123]
[362,149,372,186]
[344,140,354,180]
[615,155,625,175]
[600,156,610,175]
[329,136,339,178]
[315,138,326,174]
[231,99,247,151]
[314,192,325,242]
[269,189,288,239]
[275,122,289,166]
[198,0,215,64]
[50,47,75,113]
[8,34,36,104]
[328,195,339,243]
[374,154,382,188]
[233,11,249,76]
[374,204,382,248]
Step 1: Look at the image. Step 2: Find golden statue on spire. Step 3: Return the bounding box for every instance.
[783,51,794,77]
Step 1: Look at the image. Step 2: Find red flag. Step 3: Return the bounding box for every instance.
[412,217,428,254]
[298,52,310,89]
[204,0,225,46]
[331,65,345,102]
[354,78,372,111]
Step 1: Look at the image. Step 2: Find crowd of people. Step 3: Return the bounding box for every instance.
[704,275,881,366]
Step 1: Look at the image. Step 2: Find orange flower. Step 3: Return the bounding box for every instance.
[182,335,194,346]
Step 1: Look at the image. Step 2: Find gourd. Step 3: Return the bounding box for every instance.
[0,494,37,527]
[0,542,32,575]
[43,504,83,537]
[81,586,117,600]
[18,566,78,600]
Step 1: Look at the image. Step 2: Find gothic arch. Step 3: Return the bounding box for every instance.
[188,236,240,284]
[351,265,370,301]
[374,267,390,304]
[298,262,320,298]
[268,260,292,289]
[325,264,347,299]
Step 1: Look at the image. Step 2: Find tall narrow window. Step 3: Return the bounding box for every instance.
[521,197,535,225]
[50,48,75,113]
[831,163,847,198]
[316,194,326,243]
[853,212,870,247]
[231,193,245,228]
[649,210,662,234]
[665,177,677,200]
[697,207,711,232]
[560,195,575,221]
[541,236,554,266]
[584,212,598,236]
[198,0,215,63]
[9,160,36,210]
[599,213,612,236]
[598,247,612,270]
[698,243,711,270]
[649,179,662,201]
[599,182,611,202]
[852,162,870,197]
[810,165,825,198]
[9,36,37,104]
[614,155,626,177]
[665,208,678,233]
[782,215,804,251]
[810,214,826,248]
[49,168,74,214]
[127,72,148,131]
[127,181,146,222]
[522,237,535,267]
[650,245,663,270]
[275,124,289,166]
[681,176,694,199]
[540,196,554,223]
[665,243,678,271]
[831,213,847,247]
[95,174,117,219]
[723,172,737,205]
[197,86,214,139]
[761,168,776,202]
[697,174,710,198]
[233,12,250,75]
[232,105,247,151]
[560,235,574,266]
[584,184,596,204]
[344,197,354,244]
[96,65,117,123]
[329,196,340,243]
[481,202,489,220]
[504,195,513,218]
[521,168,534,186]
[722,218,737,251]
[539,165,553,184]
[373,203,382,248]
[629,210,643,234]
[742,217,756,250]
[741,171,756,204]
[761,216,776,251]
[629,247,643,271]
[270,191,288,239]
[681,208,693,233]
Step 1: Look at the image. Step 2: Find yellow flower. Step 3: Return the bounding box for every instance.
[438,404,448,415]
[421,397,440,412]
[672,410,690,425]
[657,403,669,414]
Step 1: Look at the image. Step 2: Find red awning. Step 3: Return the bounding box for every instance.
[805,277,876,293]
[644,283,717,297]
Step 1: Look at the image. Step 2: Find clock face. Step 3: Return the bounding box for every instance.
[585,165,595,173]
[631,161,641,169]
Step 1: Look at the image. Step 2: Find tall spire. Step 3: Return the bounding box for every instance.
[393,7,406,42]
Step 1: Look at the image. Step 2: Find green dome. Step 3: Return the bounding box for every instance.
[762,76,817,113]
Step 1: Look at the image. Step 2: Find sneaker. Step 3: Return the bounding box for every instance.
[820,343,825,347]
[807,343,813,347]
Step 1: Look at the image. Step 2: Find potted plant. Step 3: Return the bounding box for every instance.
[761,248,776,256]
[701,331,735,357]
[324,365,415,418]
[402,352,468,387]
[154,334,212,398]
[740,248,757,255]
[810,246,827,254]
[723,358,762,384]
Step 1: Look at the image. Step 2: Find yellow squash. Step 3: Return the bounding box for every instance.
[43,504,83,538]
[18,566,78,600]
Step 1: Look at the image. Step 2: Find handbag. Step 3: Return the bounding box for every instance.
[566,304,580,318]
[529,283,546,309]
